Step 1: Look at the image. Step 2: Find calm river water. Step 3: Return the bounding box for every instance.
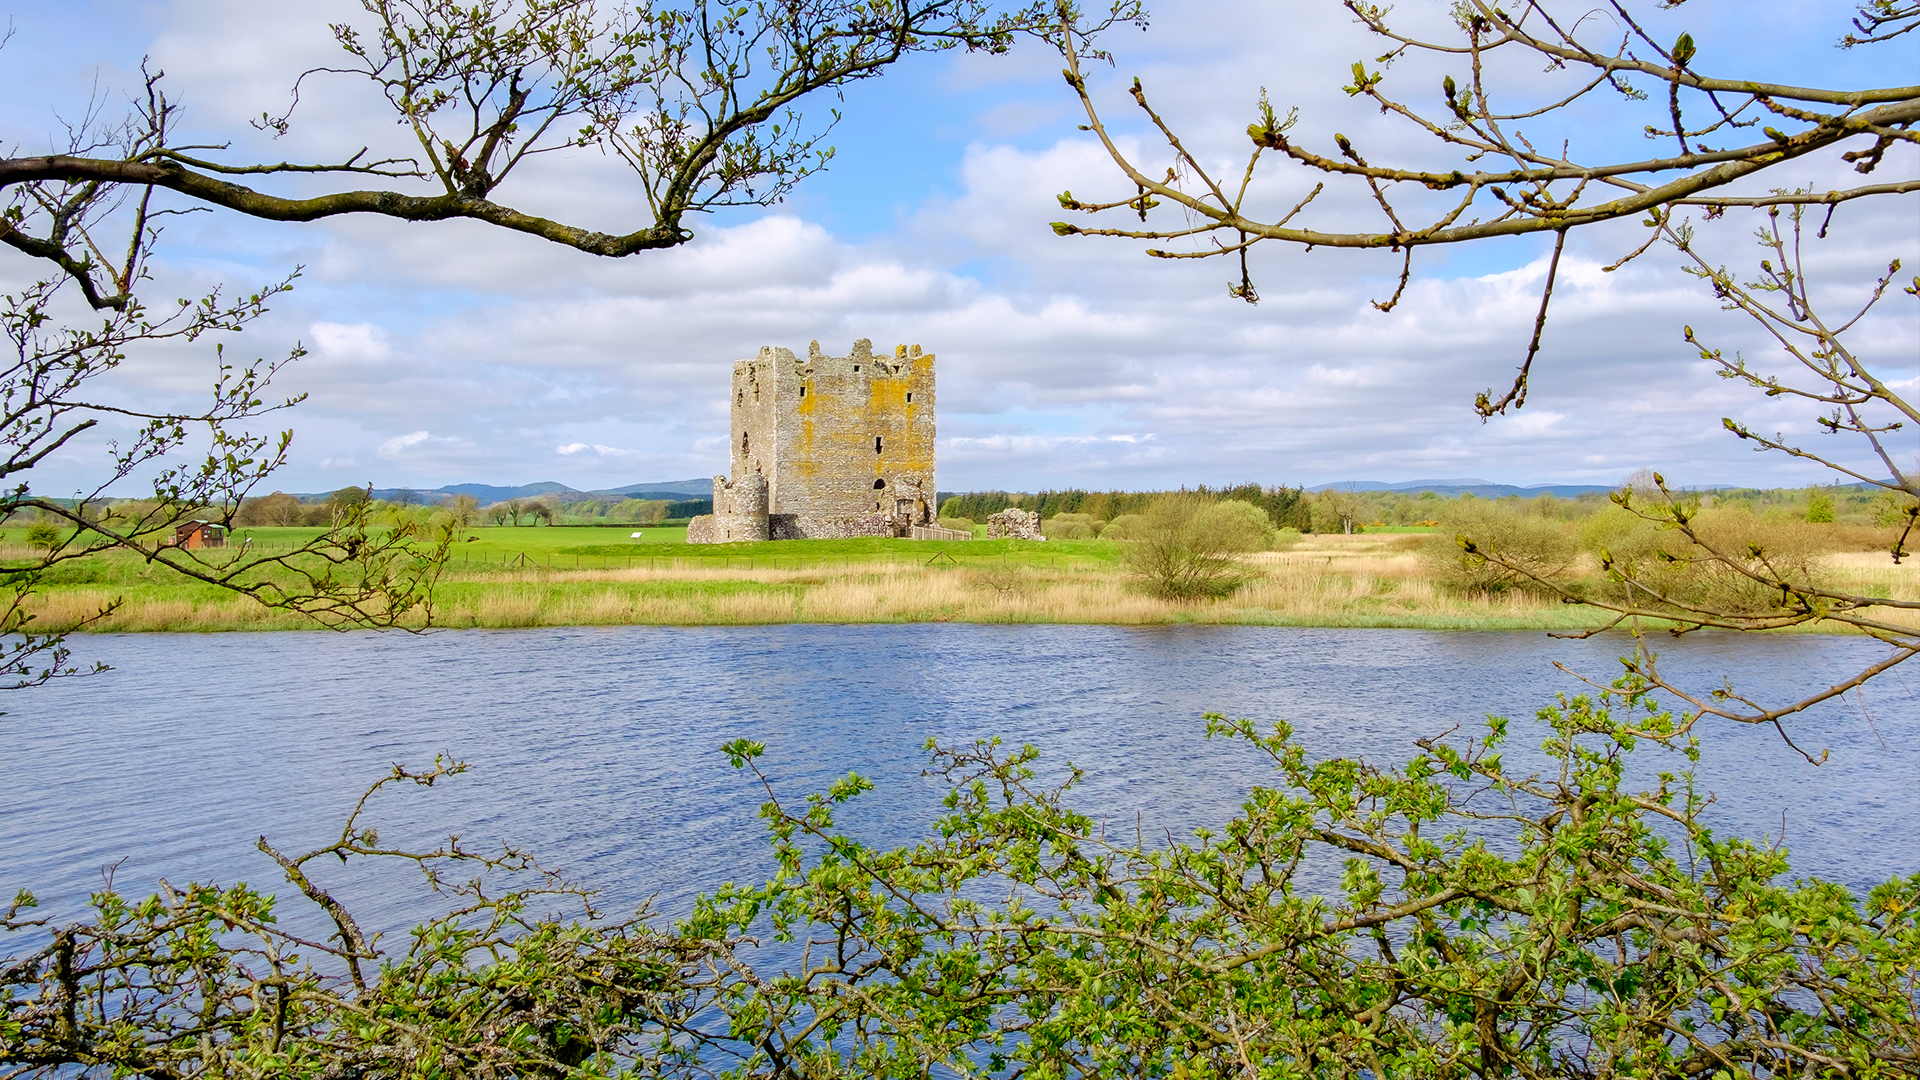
[3,625,1914,937]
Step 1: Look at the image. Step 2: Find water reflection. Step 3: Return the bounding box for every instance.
[3,625,1913,940]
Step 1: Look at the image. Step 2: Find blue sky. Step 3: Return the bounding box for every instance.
[3,0,1914,496]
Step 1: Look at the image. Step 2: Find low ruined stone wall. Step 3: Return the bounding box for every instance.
[687,513,770,543]
[985,508,1044,541]
[910,525,973,541]
[792,513,894,539]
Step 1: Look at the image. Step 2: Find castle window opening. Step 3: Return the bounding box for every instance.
[874,436,883,453]
[906,393,912,402]
[873,478,886,489]
[852,364,860,372]
[799,386,806,397]
[742,432,750,453]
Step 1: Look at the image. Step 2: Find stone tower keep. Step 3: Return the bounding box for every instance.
[688,338,936,542]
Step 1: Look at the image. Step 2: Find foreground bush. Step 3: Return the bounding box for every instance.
[1425,498,1579,596]
[1117,496,1274,599]
[6,675,1914,1078]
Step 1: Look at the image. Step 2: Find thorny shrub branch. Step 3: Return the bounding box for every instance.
[18,694,1911,1079]
[2,76,460,695]
[1,758,745,1078]
[1457,204,1917,734]
[1049,0,1916,734]
[1047,0,1918,416]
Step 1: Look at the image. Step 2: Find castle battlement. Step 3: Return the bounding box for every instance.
[688,338,936,543]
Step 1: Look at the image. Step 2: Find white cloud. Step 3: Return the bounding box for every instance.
[3,0,1910,497]
[377,431,431,458]
[310,322,392,361]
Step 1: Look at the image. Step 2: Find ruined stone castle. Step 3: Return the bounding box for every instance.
[687,339,937,542]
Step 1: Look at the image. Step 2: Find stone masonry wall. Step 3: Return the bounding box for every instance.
[690,338,936,542]
[692,472,770,542]
[986,508,1044,541]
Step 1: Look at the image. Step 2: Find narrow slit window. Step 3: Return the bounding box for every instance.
[742,432,750,454]
[905,392,912,402]
[799,386,806,398]
[874,436,883,453]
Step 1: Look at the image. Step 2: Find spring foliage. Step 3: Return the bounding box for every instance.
[4,673,1916,1077]
[1118,496,1277,599]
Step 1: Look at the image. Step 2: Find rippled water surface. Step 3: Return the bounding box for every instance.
[5,625,1915,936]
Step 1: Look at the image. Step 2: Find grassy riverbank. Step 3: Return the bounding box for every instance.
[10,526,1916,635]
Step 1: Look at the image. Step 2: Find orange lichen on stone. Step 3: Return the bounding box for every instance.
[688,338,938,543]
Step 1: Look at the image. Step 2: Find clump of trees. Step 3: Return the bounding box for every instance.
[1423,486,1905,606]
[1424,497,1583,596]
[228,487,385,527]
[1040,511,1103,538]
[943,483,1311,531]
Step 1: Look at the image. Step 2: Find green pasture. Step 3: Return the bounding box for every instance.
[4,523,1123,577]
[438,525,1117,570]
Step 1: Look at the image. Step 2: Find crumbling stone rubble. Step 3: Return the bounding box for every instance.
[985,508,1044,541]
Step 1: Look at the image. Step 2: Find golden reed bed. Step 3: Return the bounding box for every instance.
[27,533,1918,634]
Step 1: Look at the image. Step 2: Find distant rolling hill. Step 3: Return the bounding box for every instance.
[588,477,713,498]
[1309,478,1619,498]
[287,477,716,504]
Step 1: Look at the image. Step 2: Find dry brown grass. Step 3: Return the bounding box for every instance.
[26,590,304,632]
[1814,551,1920,633]
[22,539,1913,634]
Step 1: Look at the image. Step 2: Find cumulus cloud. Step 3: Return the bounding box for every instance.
[3,0,1911,497]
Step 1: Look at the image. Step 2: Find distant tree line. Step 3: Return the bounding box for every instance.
[940,483,1906,535]
[9,484,1891,538]
[210,491,714,528]
[940,484,1312,530]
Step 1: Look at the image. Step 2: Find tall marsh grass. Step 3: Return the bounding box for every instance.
[22,527,1913,633]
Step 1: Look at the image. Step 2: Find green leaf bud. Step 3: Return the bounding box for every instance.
[1672,32,1695,67]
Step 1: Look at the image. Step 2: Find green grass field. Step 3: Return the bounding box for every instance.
[136,525,1109,566]
[8,524,1910,636]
